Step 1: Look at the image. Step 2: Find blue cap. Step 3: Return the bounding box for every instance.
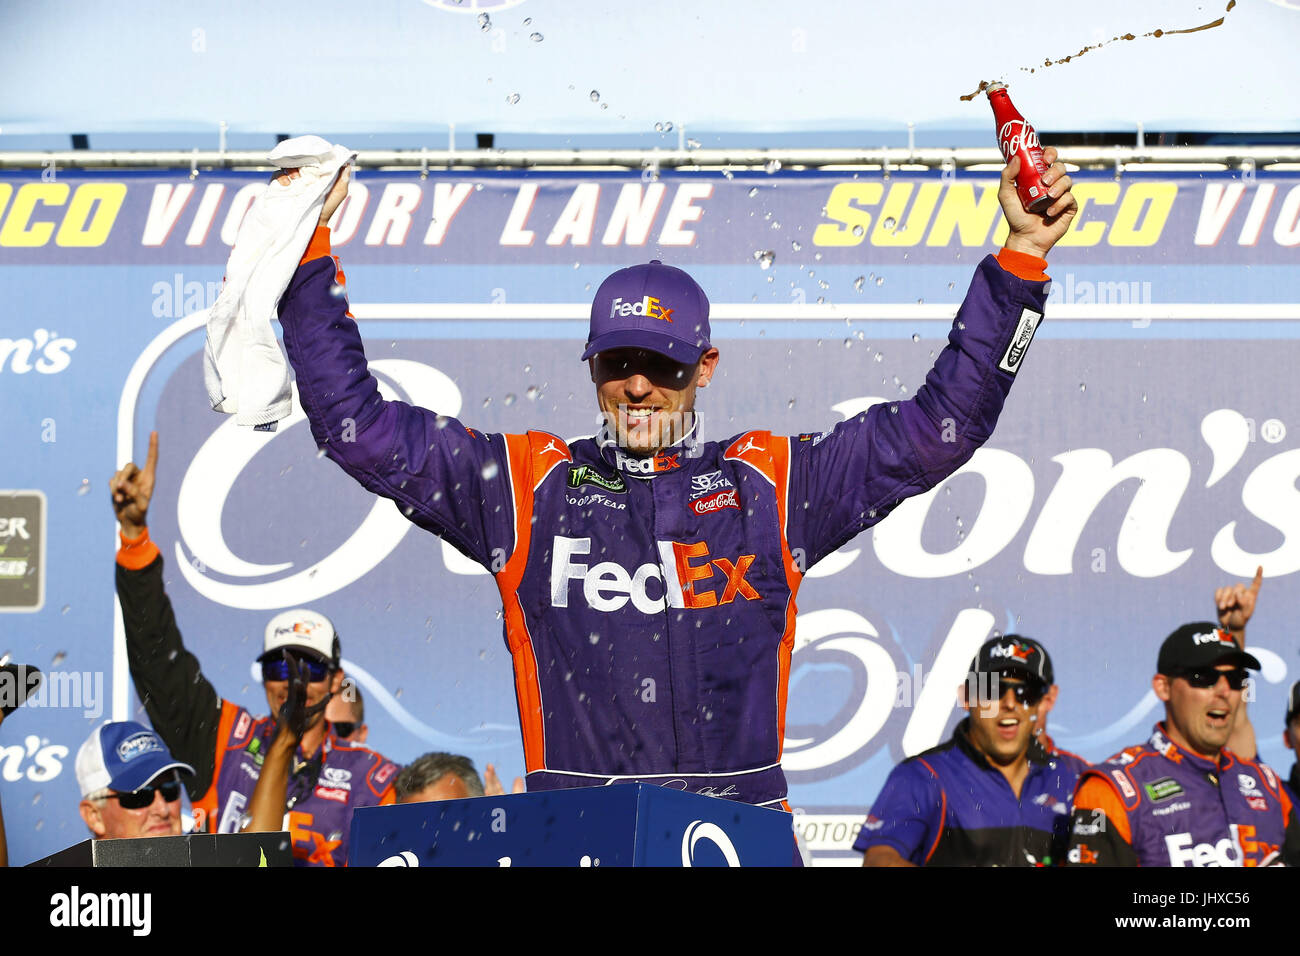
[582,260,711,363]
[75,721,194,798]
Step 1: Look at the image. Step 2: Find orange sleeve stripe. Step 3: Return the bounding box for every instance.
[497,434,545,772]
[116,527,160,570]
[996,247,1050,282]
[770,436,802,757]
[299,225,332,265]
[1075,775,1132,844]
[193,699,242,829]
[917,758,947,865]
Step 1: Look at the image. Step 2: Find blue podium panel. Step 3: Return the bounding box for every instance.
[349,784,794,867]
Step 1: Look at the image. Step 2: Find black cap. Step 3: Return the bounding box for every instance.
[1157,622,1261,675]
[971,635,1053,684]
[1286,681,1300,723]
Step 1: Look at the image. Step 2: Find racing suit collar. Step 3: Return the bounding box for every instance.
[597,413,701,478]
[1149,721,1231,772]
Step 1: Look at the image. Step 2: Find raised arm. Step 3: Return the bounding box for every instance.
[111,432,222,800]
[274,170,519,569]
[787,149,1076,568]
[1220,566,1263,759]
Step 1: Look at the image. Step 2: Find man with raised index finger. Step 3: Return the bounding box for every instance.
[269,148,1077,813]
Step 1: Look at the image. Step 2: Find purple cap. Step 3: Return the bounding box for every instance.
[582,260,711,363]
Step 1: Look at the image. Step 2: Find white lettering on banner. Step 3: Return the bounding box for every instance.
[1275,185,1300,247]
[1202,408,1252,488]
[873,449,1034,578]
[365,183,423,246]
[546,183,600,246]
[175,361,463,609]
[659,183,713,246]
[1025,449,1192,577]
[500,183,538,245]
[1239,183,1277,246]
[141,183,194,246]
[185,183,226,247]
[602,183,666,246]
[424,183,474,245]
[0,735,68,782]
[781,609,895,772]
[899,608,995,756]
[1194,183,1246,246]
[1212,448,1300,575]
[0,330,77,374]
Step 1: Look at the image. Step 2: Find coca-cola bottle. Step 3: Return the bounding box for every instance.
[986,82,1052,214]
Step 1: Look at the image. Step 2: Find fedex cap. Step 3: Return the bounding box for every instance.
[1157,622,1261,674]
[582,260,711,363]
[971,635,1053,685]
[75,721,193,798]
[260,608,340,666]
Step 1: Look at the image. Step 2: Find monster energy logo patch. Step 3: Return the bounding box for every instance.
[1144,777,1185,803]
[567,465,627,494]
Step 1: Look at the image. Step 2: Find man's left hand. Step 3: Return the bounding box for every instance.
[1000,146,1077,259]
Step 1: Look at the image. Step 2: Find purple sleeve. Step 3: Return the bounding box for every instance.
[786,254,1048,569]
[277,256,517,569]
[852,759,944,863]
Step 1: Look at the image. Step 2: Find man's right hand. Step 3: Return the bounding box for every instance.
[110,430,159,539]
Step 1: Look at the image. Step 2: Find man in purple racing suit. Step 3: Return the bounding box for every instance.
[273,152,1076,811]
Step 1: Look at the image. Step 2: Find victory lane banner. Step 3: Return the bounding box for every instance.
[1,168,1297,866]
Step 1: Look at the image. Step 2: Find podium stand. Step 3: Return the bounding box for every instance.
[350,783,795,866]
[28,831,294,867]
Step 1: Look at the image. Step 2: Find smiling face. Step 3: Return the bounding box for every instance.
[1155,664,1245,759]
[964,674,1042,768]
[590,347,719,456]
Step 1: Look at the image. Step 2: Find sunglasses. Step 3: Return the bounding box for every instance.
[1178,668,1250,691]
[977,678,1047,707]
[331,721,357,739]
[106,773,183,810]
[261,655,332,683]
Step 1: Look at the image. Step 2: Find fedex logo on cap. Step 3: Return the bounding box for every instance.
[1192,629,1234,646]
[610,296,674,323]
[989,641,1033,661]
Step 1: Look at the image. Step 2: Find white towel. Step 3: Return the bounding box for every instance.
[204,136,355,428]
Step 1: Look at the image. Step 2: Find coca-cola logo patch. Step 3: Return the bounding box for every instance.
[690,489,740,516]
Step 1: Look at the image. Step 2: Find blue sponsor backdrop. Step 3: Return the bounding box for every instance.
[1,168,1298,865]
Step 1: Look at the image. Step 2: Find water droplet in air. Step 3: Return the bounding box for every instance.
[843,338,852,349]
[912,333,921,343]
[526,386,539,401]
[882,216,897,230]
[753,250,775,270]
[687,138,701,149]
[875,276,884,286]
[506,92,520,105]
[77,479,90,496]
[747,187,758,198]
[529,32,543,42]
[853,276,865,292]
[765,159,781,174]
[852,224,864,237]
[787,398,796,409]
[588,632,601,645]
[51,651,66,667]
[917,298,924,305]
[874,352,884,363]
[477,12,491,31]
[503,393,517,406]
[791,240,801,252]
[1079,383,1086,392]
[589,90,600,102]
[329,283,345,297]
[600,103,608,110]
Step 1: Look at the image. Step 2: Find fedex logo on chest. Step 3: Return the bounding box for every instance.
[550,535,759,613]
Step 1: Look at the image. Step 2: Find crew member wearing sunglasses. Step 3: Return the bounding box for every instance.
[110,434,399,866]
[855,636,1081,866]
[1067,622,1300,866]
[76,721,194,840]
